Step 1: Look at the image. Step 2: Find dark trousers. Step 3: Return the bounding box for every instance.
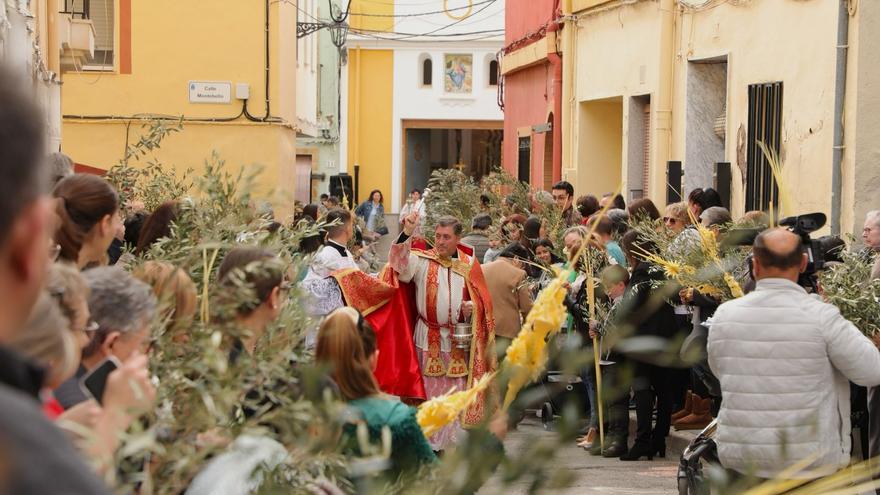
[867,385,880,494]
[602,363,629,442]
[632,363,673,447]
[671,314,692,409]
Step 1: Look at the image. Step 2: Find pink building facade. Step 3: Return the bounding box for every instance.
[501,0,562,191]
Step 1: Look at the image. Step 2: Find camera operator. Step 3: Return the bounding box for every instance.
[707,228,880,482]
[859,210,880,474]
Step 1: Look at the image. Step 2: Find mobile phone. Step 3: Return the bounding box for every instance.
[80,357,120,405]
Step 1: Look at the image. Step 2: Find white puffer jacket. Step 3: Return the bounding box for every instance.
[707,278,880,479]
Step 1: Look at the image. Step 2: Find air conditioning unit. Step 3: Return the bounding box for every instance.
[59,14,95,71]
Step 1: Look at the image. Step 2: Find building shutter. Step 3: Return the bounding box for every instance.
[90,0,114,64]
[745,82,783,213]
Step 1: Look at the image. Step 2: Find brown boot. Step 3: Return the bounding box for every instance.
[671,391,693,422]
[674,397,713,430]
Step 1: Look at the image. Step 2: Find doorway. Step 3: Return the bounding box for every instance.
[295,154,313,204]
[518,136,531,183]
[578,97,623,195]
[402,120,503,194]
[685,57,728,194]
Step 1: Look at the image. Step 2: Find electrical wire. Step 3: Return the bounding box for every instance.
[63,100,248,123]
[403,12,503,30]
[358,0,445,6]
[348,0,494,17]
[351,31,503,42]
[363,0,499,40]
[350,27,503,37]
[398,2,504,28]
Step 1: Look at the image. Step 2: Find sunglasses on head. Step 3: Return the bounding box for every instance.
[662,217,680,224]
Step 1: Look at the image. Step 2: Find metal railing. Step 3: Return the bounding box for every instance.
[60,0,90,19]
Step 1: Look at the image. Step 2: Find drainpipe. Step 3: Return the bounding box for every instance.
[830,0,849,235]
[655,0,675,203]
[560,0,575,184]
[547,11,564,184]
[353,46,362,205]
[47,1,60,74]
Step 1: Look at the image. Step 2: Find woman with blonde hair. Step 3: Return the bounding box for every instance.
[662,202,692,234]
[47,262,96,352]
[133,260,198,335]
[9,292,79,402]
[315,307,436,473]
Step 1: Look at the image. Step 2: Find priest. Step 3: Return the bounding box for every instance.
[389,212,496,450]
[301,207,424,400]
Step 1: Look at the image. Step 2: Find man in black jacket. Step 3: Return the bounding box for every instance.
[0,65,110,494]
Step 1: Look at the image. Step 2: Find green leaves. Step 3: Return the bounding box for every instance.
[820,250,880,336]
[105,119,190,211]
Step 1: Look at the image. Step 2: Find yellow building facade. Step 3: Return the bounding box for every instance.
[561,0,880,237]
[61,0,299,209]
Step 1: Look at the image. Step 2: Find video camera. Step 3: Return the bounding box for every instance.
[779,213,844,289]
[727,212,844,292]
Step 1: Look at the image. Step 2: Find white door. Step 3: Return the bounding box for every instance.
[295,155,313,204]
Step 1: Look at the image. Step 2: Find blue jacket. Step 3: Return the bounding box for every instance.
[355,201,388,235]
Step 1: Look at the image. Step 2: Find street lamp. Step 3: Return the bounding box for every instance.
[297,0,352,45]
[328,21,349,48]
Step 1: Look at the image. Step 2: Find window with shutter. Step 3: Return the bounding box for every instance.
[422,58,433,87]
[489,60,498,86]
[85,0,115,69]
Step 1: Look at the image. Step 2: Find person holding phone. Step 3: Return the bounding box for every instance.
[51,266,158,475]
[54,267,157,410]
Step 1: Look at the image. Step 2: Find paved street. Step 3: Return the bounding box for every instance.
[483,417,679,495]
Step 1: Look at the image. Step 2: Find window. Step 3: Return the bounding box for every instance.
[422,57,433,87]
[66,0,114,69]
[518,136,531,183]
[745,82,783,212]
[489,59,499,86]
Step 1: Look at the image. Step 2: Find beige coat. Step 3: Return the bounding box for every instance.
[481,259,533,339]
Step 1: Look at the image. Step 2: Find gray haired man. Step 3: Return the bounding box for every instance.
[461,214,493,263]
[55,266,157,409]
[864,210,880,279]
[862,210,880,478]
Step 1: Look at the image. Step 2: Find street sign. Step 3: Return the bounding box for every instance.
[188,81,231,104]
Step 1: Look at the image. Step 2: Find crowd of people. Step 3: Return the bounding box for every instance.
[296,172,880,484]
[3,57,880,493]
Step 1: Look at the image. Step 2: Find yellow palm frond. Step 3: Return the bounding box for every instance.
[501,273,569,409]
[416,372,496,438]
[744,457,880,495]
[757,141,794,218]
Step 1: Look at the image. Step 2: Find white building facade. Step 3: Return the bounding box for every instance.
[341,0,504,212]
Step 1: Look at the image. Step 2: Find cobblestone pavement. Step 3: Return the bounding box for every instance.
[481,417,679,495]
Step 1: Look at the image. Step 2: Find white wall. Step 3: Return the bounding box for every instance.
[1,2,62,152]
[296,0,320,137]
[390,43,503,210]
